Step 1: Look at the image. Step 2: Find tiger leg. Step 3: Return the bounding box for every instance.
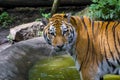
[81,69,95,80]
[80,65,101,80]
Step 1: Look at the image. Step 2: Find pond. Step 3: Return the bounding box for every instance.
[29,55,80,80]
[29,55,120,80]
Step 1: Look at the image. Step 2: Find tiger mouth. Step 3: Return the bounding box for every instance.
[54,48,66,52]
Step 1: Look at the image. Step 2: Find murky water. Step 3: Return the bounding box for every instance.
[29,54,120,80]
[104,74,120,80]
[29,55,80,80]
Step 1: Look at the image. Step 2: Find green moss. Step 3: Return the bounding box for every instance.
[104,74,120,80]
[29,54,120,80]
[29,55,80,80]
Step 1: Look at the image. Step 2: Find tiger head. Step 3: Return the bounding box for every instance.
[43,13,76,52]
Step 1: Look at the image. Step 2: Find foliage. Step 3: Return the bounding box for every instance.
[0,12,13,28]
[7,34,13,43]
[41,13,51,19]
[35,8,51,21]
[89,0,120,21]
[39,8,51,18]
[37,31,43,36]
[39,8,46,15]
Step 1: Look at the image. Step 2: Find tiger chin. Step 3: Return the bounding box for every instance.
[43,13,120,80]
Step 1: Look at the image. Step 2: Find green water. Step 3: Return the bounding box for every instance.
[29,55,120,80]
[104,74,120,80]
[29,55,80,80]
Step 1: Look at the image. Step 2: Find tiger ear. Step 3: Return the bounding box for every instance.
[64,13,71,23]
[41,18,49,26]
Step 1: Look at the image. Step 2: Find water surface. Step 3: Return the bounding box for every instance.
[29,55,80,80]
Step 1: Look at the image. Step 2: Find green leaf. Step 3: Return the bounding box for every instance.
[92,0,99,3]
[89,0,120,20]
[0,12,13,28]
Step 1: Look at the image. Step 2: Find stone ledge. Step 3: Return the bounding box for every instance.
[0,37,65,80]
[9,21,45,42]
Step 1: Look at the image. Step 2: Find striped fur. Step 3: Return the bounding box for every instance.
[43,13,120,80]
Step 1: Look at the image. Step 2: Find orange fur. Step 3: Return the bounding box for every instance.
[43,14,120,80]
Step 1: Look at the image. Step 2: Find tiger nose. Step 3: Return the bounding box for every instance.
[57,44,64,49]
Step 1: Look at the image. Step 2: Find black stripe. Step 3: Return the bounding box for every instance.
[101,59,104,71]
[114,24,120,57]
[116,59,120,65]
[98,21,100,29]
[80,60,84,71]
[47,34,52,45]
[47,39,51,45]
[81,16,87,30]
[117,32,120,46]
[104,46,111,66]
[92,21,94,37]
[98,22,105,69]
[91,42,95,65]
[44,31,51,45]
[105,22,110,32]
[70,25,75,43]
[95,54,99,67]
[108,43,115,61]
[88,17,91,23]
[95,21,100,37]
[105,22,115,61]
[106,29,115,61]
[71,16,77,25]
[111,63,116,71]
[92,42,99,66]
[100,22,104,46]
[99,39,103,62]
[80,16,90,69]
[100,21,104,31]
[84,32,90,67]
[115,70,119,74]
[107,68,111,73]
[112,22,120,58]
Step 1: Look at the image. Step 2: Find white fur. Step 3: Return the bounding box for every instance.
[95,58,120,80]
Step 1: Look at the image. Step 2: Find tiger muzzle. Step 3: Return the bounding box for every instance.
[54,44,66,52]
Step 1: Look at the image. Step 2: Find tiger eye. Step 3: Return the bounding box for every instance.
[64,31,69,37]
[63,30,67,34]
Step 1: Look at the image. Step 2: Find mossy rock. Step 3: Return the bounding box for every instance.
[29,55,80,80]
[104,74,120,80]
[75,7,90,17]
[75,7,99,20]
[29,54,120,80]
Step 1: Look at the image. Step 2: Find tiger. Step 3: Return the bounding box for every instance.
[43,13,120,80]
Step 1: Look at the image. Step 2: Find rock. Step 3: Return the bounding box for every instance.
[0,29,10,44]
[9,21,45,42]
[75,7,90,16]
[0,37,66,80]
[0,38,9,45]
[0,43,11,52]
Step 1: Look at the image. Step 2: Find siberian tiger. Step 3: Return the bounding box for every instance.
[43,13,120,80]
